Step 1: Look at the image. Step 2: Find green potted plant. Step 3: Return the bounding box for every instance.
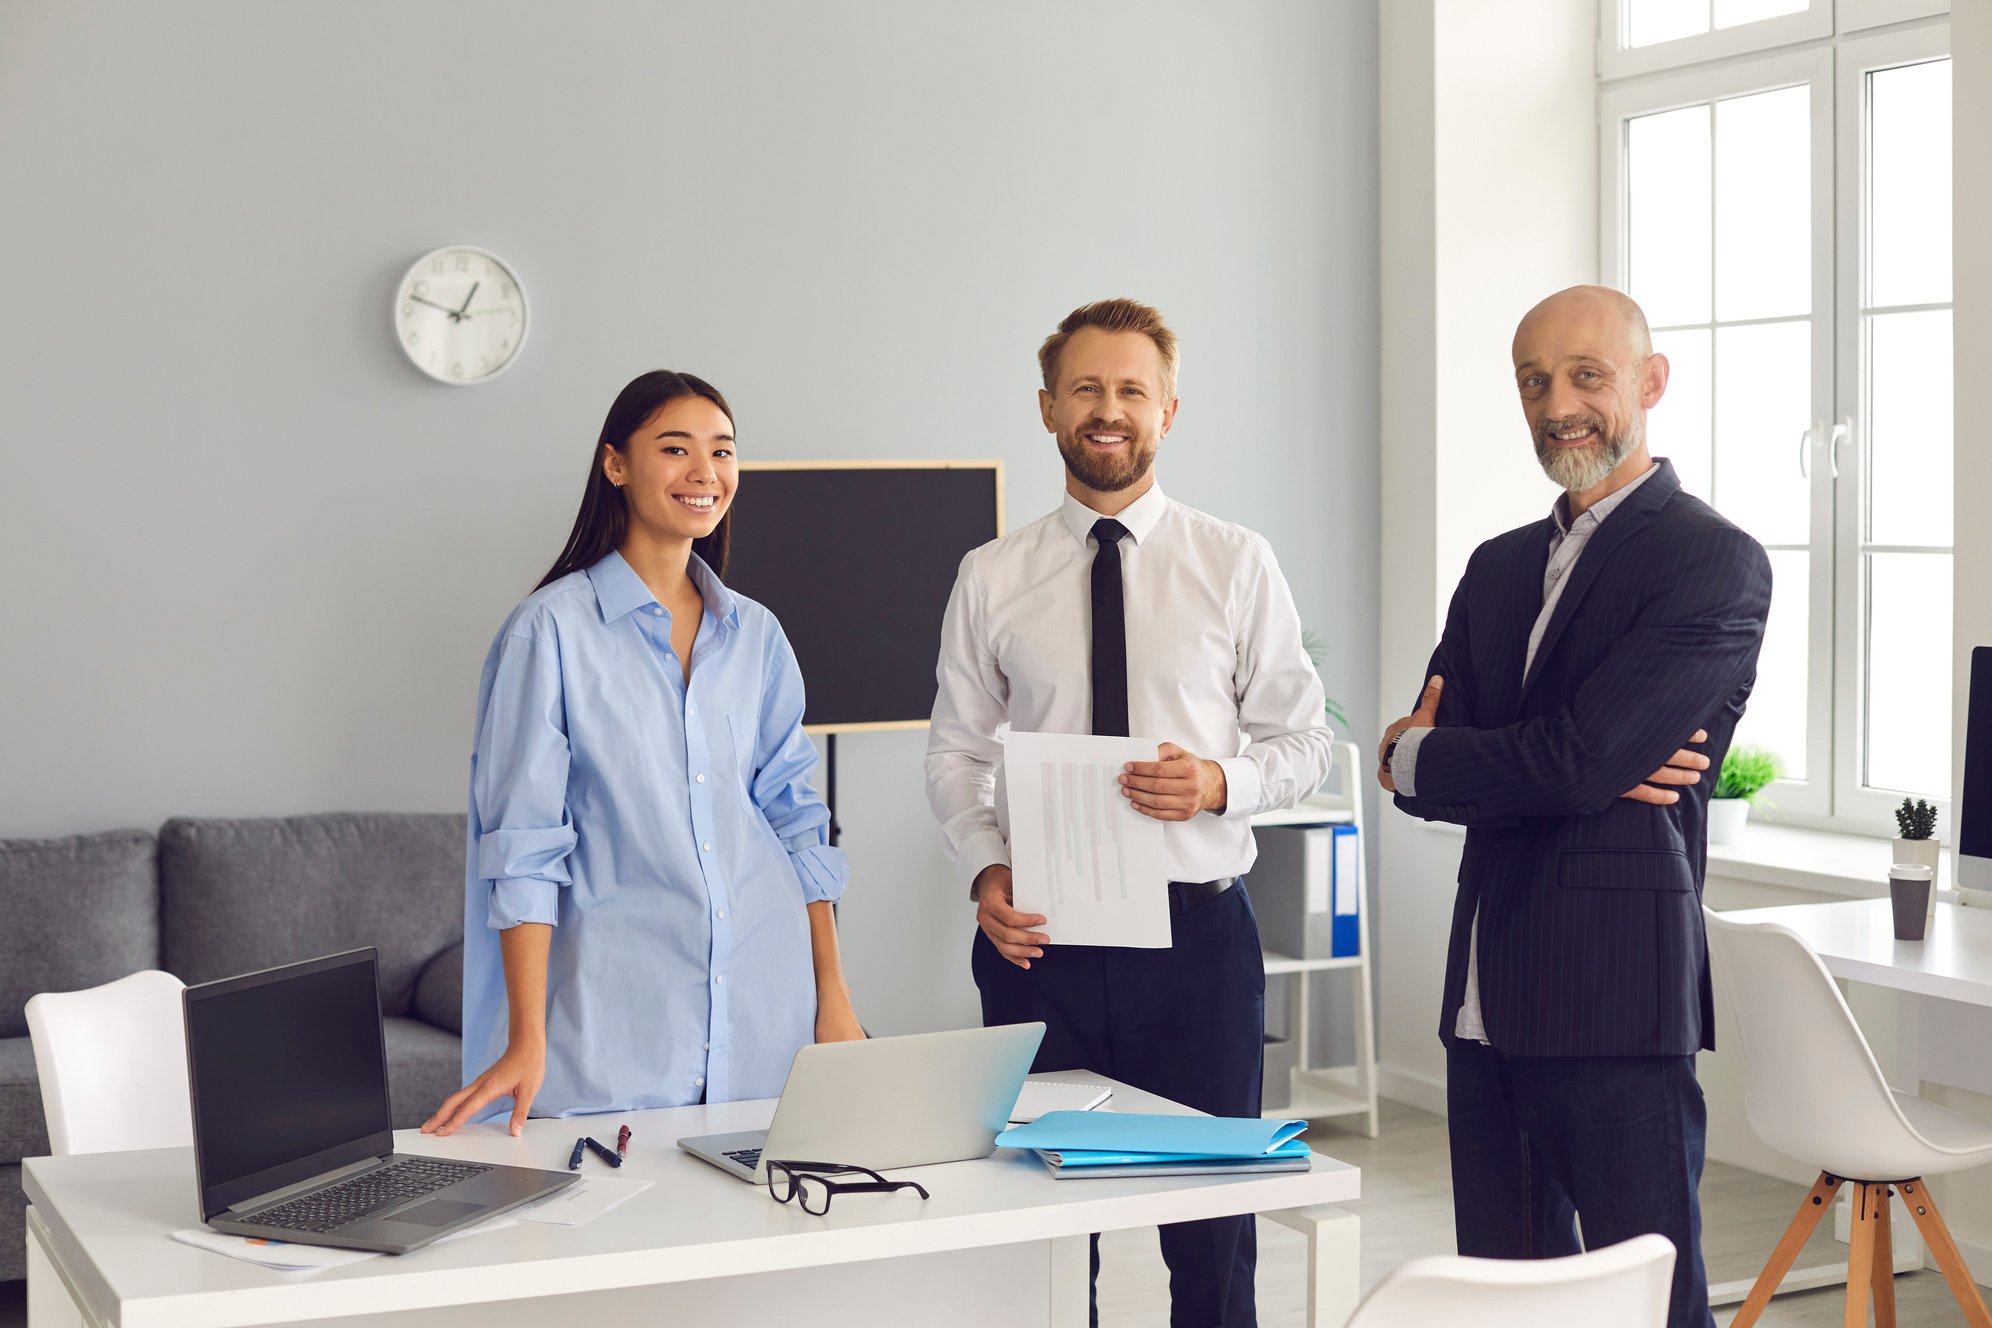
[1708,745,1782,845]
[1893,797,1940,880]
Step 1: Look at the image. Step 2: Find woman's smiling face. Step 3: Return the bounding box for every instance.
[603,394,738,541]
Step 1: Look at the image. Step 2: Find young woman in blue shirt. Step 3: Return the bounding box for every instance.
[424,371,862,1136]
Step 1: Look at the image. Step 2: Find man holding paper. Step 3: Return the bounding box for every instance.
[926,297,1335,1327]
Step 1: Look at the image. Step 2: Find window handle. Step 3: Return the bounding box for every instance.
[1828,416,1850,479]
[1798,419,1822,479]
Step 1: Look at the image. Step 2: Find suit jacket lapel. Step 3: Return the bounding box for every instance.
[1518,460,1682,702]
[1487,520,1555,725]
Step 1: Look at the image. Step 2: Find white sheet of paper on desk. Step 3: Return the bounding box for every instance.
[513,1175,653,1226]
[1004,731,1170,948]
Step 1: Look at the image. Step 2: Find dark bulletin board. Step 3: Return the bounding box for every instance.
[722,462,1003,731]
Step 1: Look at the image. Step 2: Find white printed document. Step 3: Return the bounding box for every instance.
[1004,732,1170,948]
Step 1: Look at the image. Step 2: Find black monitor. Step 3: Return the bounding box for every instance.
[1961,646,1992,893]
[723,461,1003,732]
[182,949,394,1218]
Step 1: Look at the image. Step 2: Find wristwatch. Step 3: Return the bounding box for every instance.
[1382,730,1406,771]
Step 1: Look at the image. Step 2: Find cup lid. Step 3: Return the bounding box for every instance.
[1890,864,1936,881]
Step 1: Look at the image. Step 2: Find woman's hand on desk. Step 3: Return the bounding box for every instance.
[421,1039,545,1138]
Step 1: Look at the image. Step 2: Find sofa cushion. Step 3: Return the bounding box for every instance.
[384,1017,463,1130]
[414,941,463,1035]
[0,1162,21,1281]
[160,814,465,1018]
[0,829,159,1040]
[0,1035,50,1166]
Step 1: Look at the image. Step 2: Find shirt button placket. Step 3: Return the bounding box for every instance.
[687,676,730,1102]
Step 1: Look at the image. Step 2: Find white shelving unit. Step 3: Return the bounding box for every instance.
[1249,739,1378,1137]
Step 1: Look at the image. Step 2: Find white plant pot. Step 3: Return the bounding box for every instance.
[1707,798,1750,845]
[1894,836,1941,921]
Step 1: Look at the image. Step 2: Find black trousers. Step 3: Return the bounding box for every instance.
[1446,1040,1714,1328]
[974,881,1266,1328]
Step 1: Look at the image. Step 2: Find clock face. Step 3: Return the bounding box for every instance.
[393,246,528,385]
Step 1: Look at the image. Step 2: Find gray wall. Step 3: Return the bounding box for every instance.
[0,1,1381,1041]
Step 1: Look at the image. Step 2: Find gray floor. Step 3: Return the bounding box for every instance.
[2,1100,1976,1327]
[1097,1098,1975,1325]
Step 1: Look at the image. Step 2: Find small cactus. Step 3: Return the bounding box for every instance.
[1895,797,1938,841]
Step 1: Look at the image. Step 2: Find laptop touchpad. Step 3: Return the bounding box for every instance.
[390,1199,483,1227]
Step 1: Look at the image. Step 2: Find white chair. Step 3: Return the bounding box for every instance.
[25,969,193,1155]
[1705,907,1992,1327]
[1342,1231,1675,1327]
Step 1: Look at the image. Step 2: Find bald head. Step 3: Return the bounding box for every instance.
[1514,285,1652,363]
[1512,285,1668,497]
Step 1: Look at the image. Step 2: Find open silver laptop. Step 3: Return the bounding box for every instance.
[183,949,577,1254]
[678,1023,1044,1184]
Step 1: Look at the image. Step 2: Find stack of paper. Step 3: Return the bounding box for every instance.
[994,1111,1312,1179]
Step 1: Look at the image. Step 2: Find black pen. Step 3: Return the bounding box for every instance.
[584,1136,624,1168]
[568,1137,587,1170]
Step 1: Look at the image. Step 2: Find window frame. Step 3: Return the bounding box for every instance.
[1599,47,1838,822]
[1597,0,1832,81]
[1831,20,1954,836]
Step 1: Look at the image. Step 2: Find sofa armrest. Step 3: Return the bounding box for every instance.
[412,941,463,1035]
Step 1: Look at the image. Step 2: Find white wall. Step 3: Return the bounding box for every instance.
[0,1,1381,1041]
[1375,0,1598,1108]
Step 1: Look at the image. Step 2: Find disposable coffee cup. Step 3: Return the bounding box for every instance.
[1890,864,1935,941]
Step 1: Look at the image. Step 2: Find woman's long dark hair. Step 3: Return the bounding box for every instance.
[536,371,735,591]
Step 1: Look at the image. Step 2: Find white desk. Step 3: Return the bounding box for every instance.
[1723,897,1992,1007]
[22,1073,1360,1328]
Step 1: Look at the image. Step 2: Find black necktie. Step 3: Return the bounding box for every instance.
[1090,518,1130,738]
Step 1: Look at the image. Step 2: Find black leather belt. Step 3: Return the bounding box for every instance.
[1167,877,1236,916]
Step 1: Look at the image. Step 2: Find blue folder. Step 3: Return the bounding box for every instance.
[995,1111,1307,1157]
[1042,1138,1314,1168]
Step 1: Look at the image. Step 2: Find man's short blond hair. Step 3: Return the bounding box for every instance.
[1038,298,1180,399]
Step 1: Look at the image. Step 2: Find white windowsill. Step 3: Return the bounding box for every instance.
[1415,816,1951,900]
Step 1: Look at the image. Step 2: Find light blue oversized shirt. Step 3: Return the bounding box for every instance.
[460,551,847,1118]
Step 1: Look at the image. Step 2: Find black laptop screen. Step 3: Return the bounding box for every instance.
[185,951,394,1212]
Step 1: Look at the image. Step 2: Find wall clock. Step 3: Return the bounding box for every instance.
[392,246,528,385]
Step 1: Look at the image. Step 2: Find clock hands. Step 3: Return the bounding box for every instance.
[409,293,464,322]
[455,281,480,318]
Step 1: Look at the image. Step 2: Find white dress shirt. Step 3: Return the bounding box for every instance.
[926,482,1336,895]
[1392,462,1660,1042]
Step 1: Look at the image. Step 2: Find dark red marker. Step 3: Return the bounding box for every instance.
[617,1124,632,1158]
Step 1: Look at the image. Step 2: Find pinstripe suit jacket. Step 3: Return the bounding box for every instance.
[1394,460,1772,1057]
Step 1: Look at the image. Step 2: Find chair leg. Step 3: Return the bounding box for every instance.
[1900,1179,1992,1328]
[1872,1184,1897,1328]
[1846,1182,1879,1328]
[1731,1172,1847,1328]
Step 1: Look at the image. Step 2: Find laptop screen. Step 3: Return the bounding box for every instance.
[184,949,395,1216]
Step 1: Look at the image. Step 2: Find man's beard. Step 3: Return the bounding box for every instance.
[1057,419,1157,493]
[1534,413,1639,492]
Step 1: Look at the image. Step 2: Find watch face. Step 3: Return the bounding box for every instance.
[392,247,528,385]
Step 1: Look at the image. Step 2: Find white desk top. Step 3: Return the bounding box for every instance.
[22,1071,1359,1328]
[1722,899,1992,1007]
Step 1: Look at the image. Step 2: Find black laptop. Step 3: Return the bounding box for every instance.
[182,948,576,1254]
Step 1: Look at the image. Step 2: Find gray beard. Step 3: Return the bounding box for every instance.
[1535,420,1639,492]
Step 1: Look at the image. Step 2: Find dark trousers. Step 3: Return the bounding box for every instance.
[974,881,1266,1328]
[1446,1040,1714,1328]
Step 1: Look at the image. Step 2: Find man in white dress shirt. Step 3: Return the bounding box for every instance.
[926,298,1336,1327]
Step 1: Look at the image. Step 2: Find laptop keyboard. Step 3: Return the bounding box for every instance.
[250,1157,493,1234]
[724,1147,762,1169]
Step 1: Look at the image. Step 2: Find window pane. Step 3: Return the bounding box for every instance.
[1713,320,1811,544]
[1629,0,1710,47]
[1714,0,1808,28]
[1629,106,1712,327]
[1715,85,1811,321]
[1867,309,1953,548]
[1869,59,1952,308]
[1866,552,1952,797]
[1651,328,1712,502]
[1732,548,1810,781]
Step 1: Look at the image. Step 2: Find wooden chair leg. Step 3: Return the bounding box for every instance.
[1731,1172,1848,1328]
[1872,1183,1897,1328]
[1900,1179,1992,1328]
[1846,1182,1879,1328]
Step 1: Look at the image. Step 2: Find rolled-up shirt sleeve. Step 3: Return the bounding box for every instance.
[472,632,578,929]
[750,627,849,905]
[1225,538,1336,815]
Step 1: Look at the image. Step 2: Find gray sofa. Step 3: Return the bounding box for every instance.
[0,813,467,1283]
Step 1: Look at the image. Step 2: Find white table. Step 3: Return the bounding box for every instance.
[21,1072,1360,1328]
[1724,897,1992,1008]
[1714,898,1992,1302]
